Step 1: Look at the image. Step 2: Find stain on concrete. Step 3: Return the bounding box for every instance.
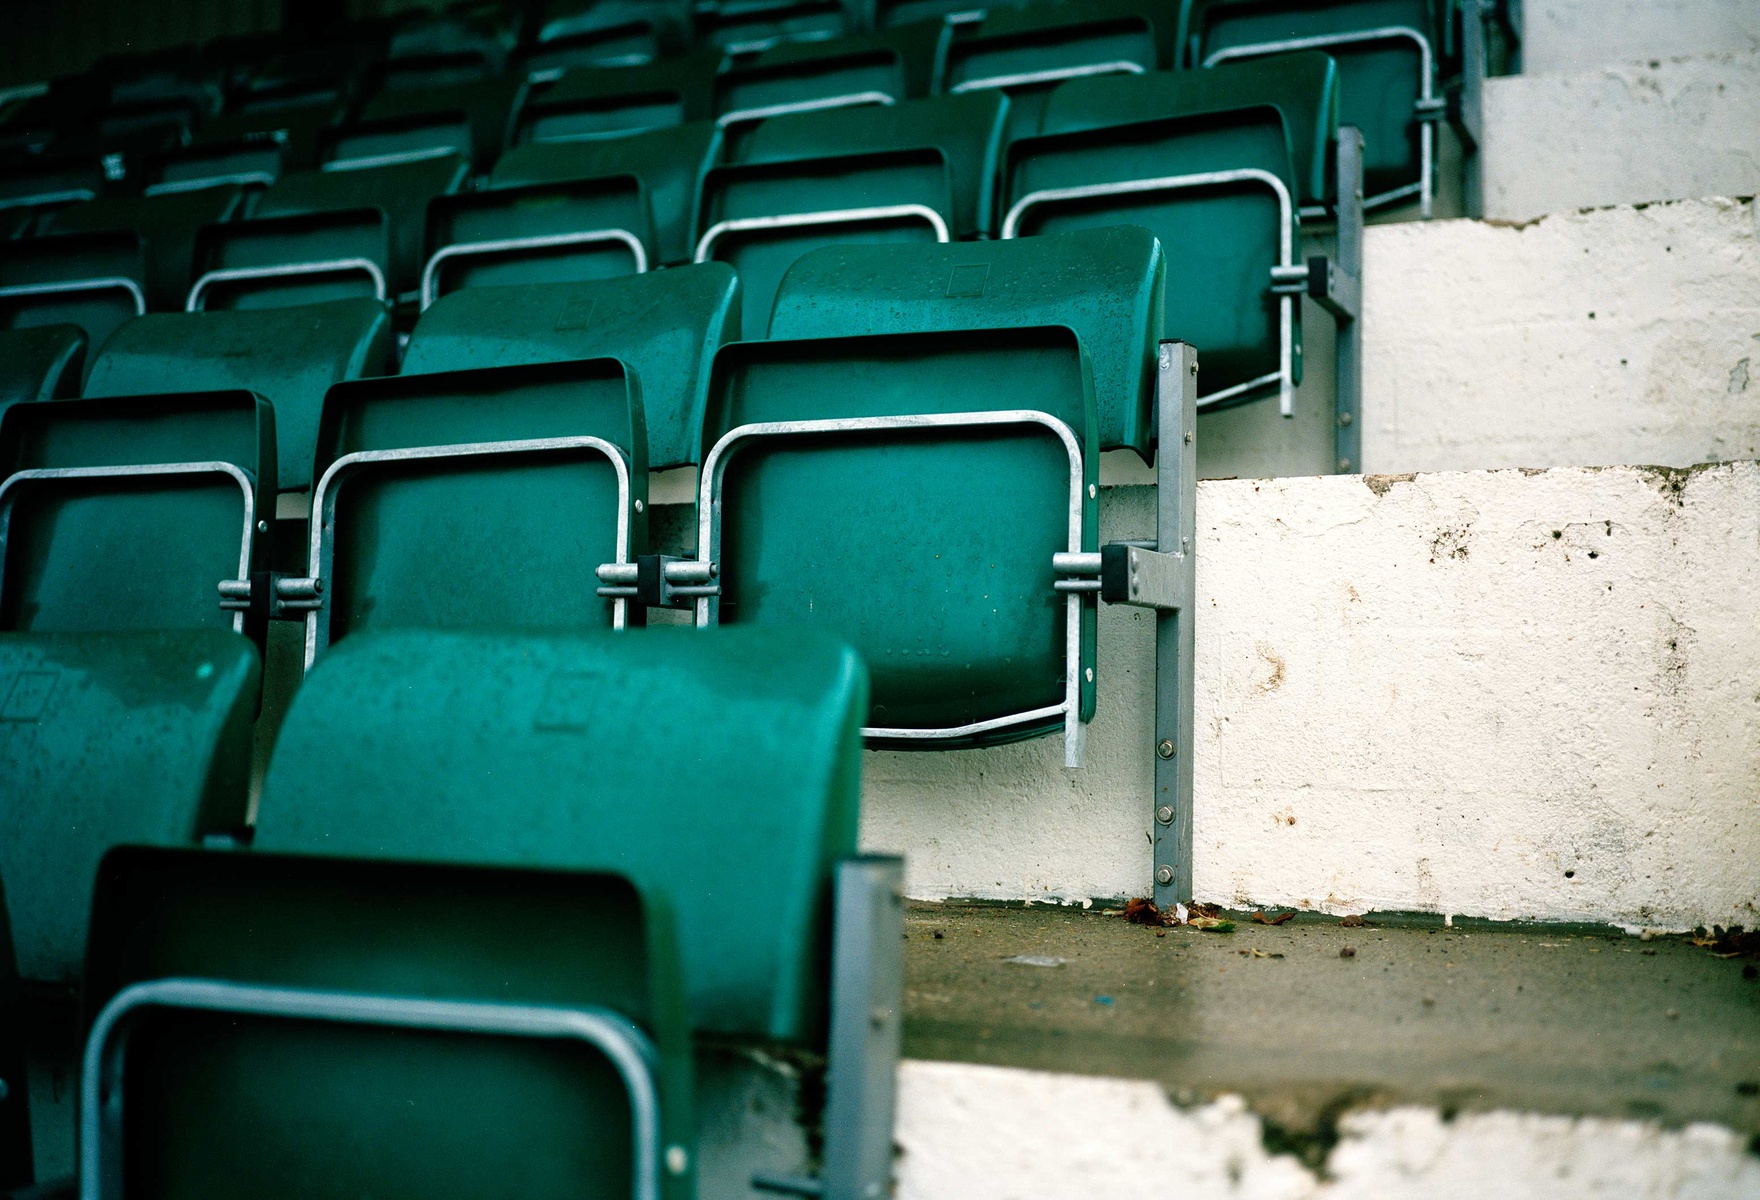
[1254,643,1287,694]
[1429,525,1473,563]
[1363,473,1416,498]
[1731,357,1751,394]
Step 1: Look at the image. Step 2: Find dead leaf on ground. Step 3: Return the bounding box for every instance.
[1125,897,1176,927]
[1340,914,1366,928]
[1252,911,1297,926]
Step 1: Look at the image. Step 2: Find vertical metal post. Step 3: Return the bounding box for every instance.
[819,856,904,1200]
[1335,126,1365,475]
[1152,342,1197,909]
[1459,0,1487,219]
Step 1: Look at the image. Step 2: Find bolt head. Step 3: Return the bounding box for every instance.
[1156,805,1175,825]
[665,1145,689,1176]
[1338,412,1353,427]
[1183,431,1194,444]
[1157,739,1175,759]
[1155,865,1176,886]
[1338,458,1353,473]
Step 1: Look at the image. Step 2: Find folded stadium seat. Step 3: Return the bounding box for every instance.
[201,46,364,171]
[284,355,648,662]
[712,21,945,141]
[380,7,515,87]
[43,185,251,314]
[490,120,720,266]
[346,74,528,173]
[0,231,147,365]
[1179,0,1447,216]
[82,846,695,1200]
[404,264,740,471]
[697,0,859,53]
[81,623,892,1199]
[934,0,1173,138]
[512,50,725,143]
[187,151,469,313]
[142,133,287,194]
[522,0,696,79]
[0,155,107,233]
[1001,51,1367,468]
[82,299,392,500]
[700,90,1007,339]
[0,325,84,431]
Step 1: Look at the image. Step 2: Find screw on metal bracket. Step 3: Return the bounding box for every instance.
[1338,458,1353,472]
[1157,739,1175,759]
[1155,866,1175,887]
[1337,412,1353,427]
[1156,805,1175,825]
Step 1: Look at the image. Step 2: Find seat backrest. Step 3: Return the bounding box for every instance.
[0,389,275,635]
[0,231,147,359]
[349,75,527,172]
[1004,63,1316,401]
[528,0,695,75]
[422,176,655,308]
[935,0,1169,137]
[403,265,739,470]
[698,0,854,51]
[252,152,471,297]
[189,207,392,311]
[47,186,251,312]
[515,50,724,143]
[697,146,955,340]
[491,120,721,266]
[300,357,646,662]
[0,629,256,988]
[727,90,1007,239]
[0,324,85,432]
[0,154,106,215]
[83,844,692,1200]
[699,325,1098,746]
[712,22,945,137]
[769,227,1162,459]
[144,134,287,194]
[83,298,391,495]
[0,879,29,1188]
[258,624,866,1043]
[1179,0,1439,200]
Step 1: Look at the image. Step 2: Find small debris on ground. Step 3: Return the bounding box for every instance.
[932,930,944,940]
[1003,955,1067,968]
[1191,917,1236,933]
[1124,897,1178,927]
[1252,910,1296,925]
[1238,947,1284,959]
[1340,947,1357,959]
[1093,995,1114,1006]
[1340,914,1366,928]
[1736,1082,1758,1097]
[1422,996,1436,1006]
[1665,1008,1681,1020]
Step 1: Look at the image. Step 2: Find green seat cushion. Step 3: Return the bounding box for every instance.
[258,625,867,1044]
[0,230,146,362]
[404,266,739,469]
[46,186,252,312]
[83,298,392,494]
[0,628,257,985]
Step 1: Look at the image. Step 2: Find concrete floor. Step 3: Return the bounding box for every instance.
[903,905,1760,1149]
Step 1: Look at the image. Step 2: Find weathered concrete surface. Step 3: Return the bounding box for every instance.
[902,906,1760,1137]
[1360,197,1760,475]
[1520,0,1760,74]
[860,463,1760,931]
[1483,53,1760,222]
[896,1063,1760,1200]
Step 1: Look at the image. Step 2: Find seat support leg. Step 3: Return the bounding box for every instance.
[1152,342,1198,909]
[1457,0,1488,218]
[1334,127,1366,474]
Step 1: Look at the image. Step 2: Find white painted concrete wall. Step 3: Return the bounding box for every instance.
[1361,197,1760,476]
[861,462,1760,932]
[1482,52,1760,222]
[1520,0,1760,74]
[894,1060,1760,1200]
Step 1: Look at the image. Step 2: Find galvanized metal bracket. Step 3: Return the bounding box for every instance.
[1333,128,1366,474]
[1454,0,1490,216]
[1269,256,1360,323]
[1100,543,1186,610]
[597,555,720,611]
[1152,341,1198,909]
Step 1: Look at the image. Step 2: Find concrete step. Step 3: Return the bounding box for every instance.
[1483,51,1760,222]
[893,905,1760,1198]
[860,461,1760,931]
[1362,196,1760,475]
[1520,0,1760,74]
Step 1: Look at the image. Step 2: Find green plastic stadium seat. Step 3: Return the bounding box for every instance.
[1180,0,1444,212]
[525,0,695,76]
[45,186,251,312]
[289,356,647,665]
[769,227,1163,460]
[1003,52,1339,410]
[0,325,84,432]
[0,155,107,222]
[404,265,740,470]
[83,846,694,1200]
[514,51,724,143]
[702,92,1007,338]
[0,885,29,1189]
[936,1,1172,138]
[491,121,720,265]
[693,325,1100,756]
[143,134,288,193]
[190,152,469,309]
[347,76,527,172]
[698,0,855,52]
[83,299,392,495]
[712,22,944,137]
[421,177,655,308]
[0,231,147,361]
